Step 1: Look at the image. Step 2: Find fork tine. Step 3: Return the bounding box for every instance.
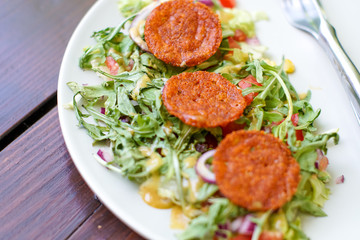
[302,0,321,25]
[281,0,320,36]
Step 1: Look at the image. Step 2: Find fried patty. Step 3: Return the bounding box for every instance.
[162,71,246,128]
[213,130,300,211]
[144,0,222,67]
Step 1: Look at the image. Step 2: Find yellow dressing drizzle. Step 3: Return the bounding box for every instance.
[139,175,174,209]
[163,121,173,135]
[139,146,152,156]
[138,146,163,173]
[131,74,151,100]
[146,153,163,173]
[170,206,190,229]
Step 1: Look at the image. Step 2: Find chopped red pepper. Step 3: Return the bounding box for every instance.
[295,129,304,141]
[274,113,304,141]
[238,75,262,105]
[231,231,283,240]
[228,37,241,51]
[291,113,299,125]
[105,56,119,75]
[230,235,251,240]
[219,0,236,8]
[291,113,304,140]
[233,29,247,42]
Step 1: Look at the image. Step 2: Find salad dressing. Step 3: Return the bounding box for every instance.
[182,205,203,219]
[139,146,163,172]
[188,176,204,203]
[146,153,163,172]
[139,174,174,209]
[131,74,151,100]
[170,206,190,229]
[163,121,173,135]
[139,146,152,156]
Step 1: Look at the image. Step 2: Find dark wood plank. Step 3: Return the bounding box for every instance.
[69,205,145,240]
[0,0,96,138]
[0,107,101,239]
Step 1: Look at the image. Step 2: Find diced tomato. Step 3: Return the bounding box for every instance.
[220,0,236,8]
[233,29,247,42]
[227,37,241,55]
[291,113,299,126]
[105,56,119,75]
[221,121,246,137]
[231,235,251,240]
[238,75,262,105]
[259,231,283,240]
[228,37,241,49]
[238,80,252,89]
[241,75,262,87]
[295,129,304,141]
[291,113,304,140]
[273,113,304,141]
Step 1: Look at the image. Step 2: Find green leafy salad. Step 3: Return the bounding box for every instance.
[67,0,339,239]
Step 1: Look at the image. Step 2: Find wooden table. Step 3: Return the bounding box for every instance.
[0,1,143,239]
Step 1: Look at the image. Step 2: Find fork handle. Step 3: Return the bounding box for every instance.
[317,21,360,124]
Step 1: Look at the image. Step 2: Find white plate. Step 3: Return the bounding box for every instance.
[58,0,360,239]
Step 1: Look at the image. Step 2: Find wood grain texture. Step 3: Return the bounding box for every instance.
[0,107,100,239]
[0,0,96,138]
[69,205,145,240]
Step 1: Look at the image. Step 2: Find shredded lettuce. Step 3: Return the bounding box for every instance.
[219,8,268,38]
[117,0,152,17]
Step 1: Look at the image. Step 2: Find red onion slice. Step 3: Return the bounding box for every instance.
[218,222,230,230]
[97,148,113,162]
[198,0,214,7]
[231,214,256,235]
[128,1,160,52]
[246,37,260,46]
[195,149,216,184]
[215,231,227,239]
[94,149,122,174]
[336,175,345,184]
[230,217,243,232]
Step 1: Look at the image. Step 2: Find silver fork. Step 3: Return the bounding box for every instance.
[282,0,360,125]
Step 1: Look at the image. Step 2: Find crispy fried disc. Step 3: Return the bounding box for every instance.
[162,71,246,128]
[213,130,300,211]
[144,0,222,67]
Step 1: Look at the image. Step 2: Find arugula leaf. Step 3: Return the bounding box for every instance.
[79,15,135,70]
[177,198,245,240]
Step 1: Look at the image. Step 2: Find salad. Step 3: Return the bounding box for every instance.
[66,0,339,239]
